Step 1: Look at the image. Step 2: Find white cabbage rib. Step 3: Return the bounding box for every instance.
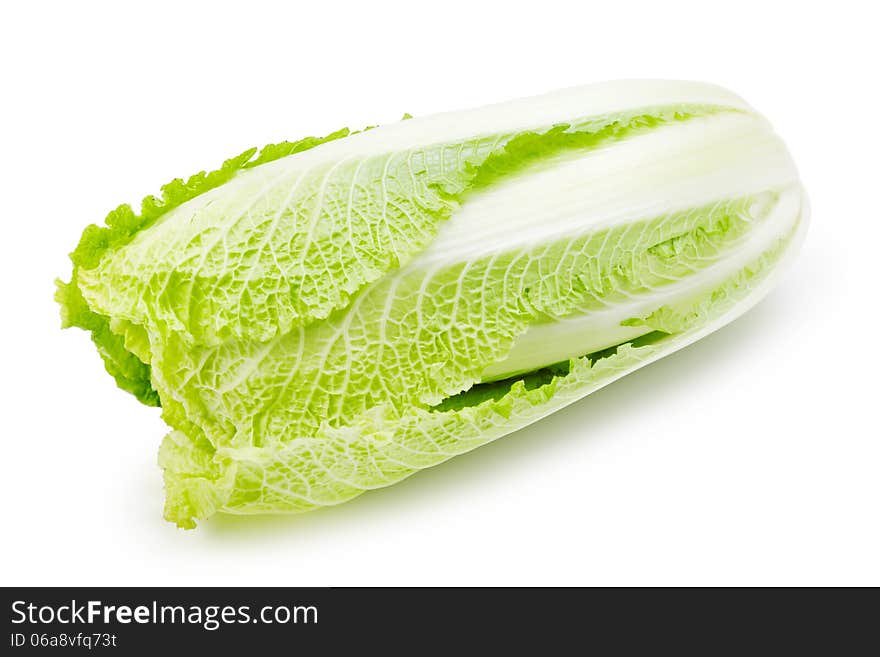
[251,79,753,168]
[414,111,790,265]
[423,112,803,380]
[483,185,804,380]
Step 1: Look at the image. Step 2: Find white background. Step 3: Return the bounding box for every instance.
[1,1,877,586]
